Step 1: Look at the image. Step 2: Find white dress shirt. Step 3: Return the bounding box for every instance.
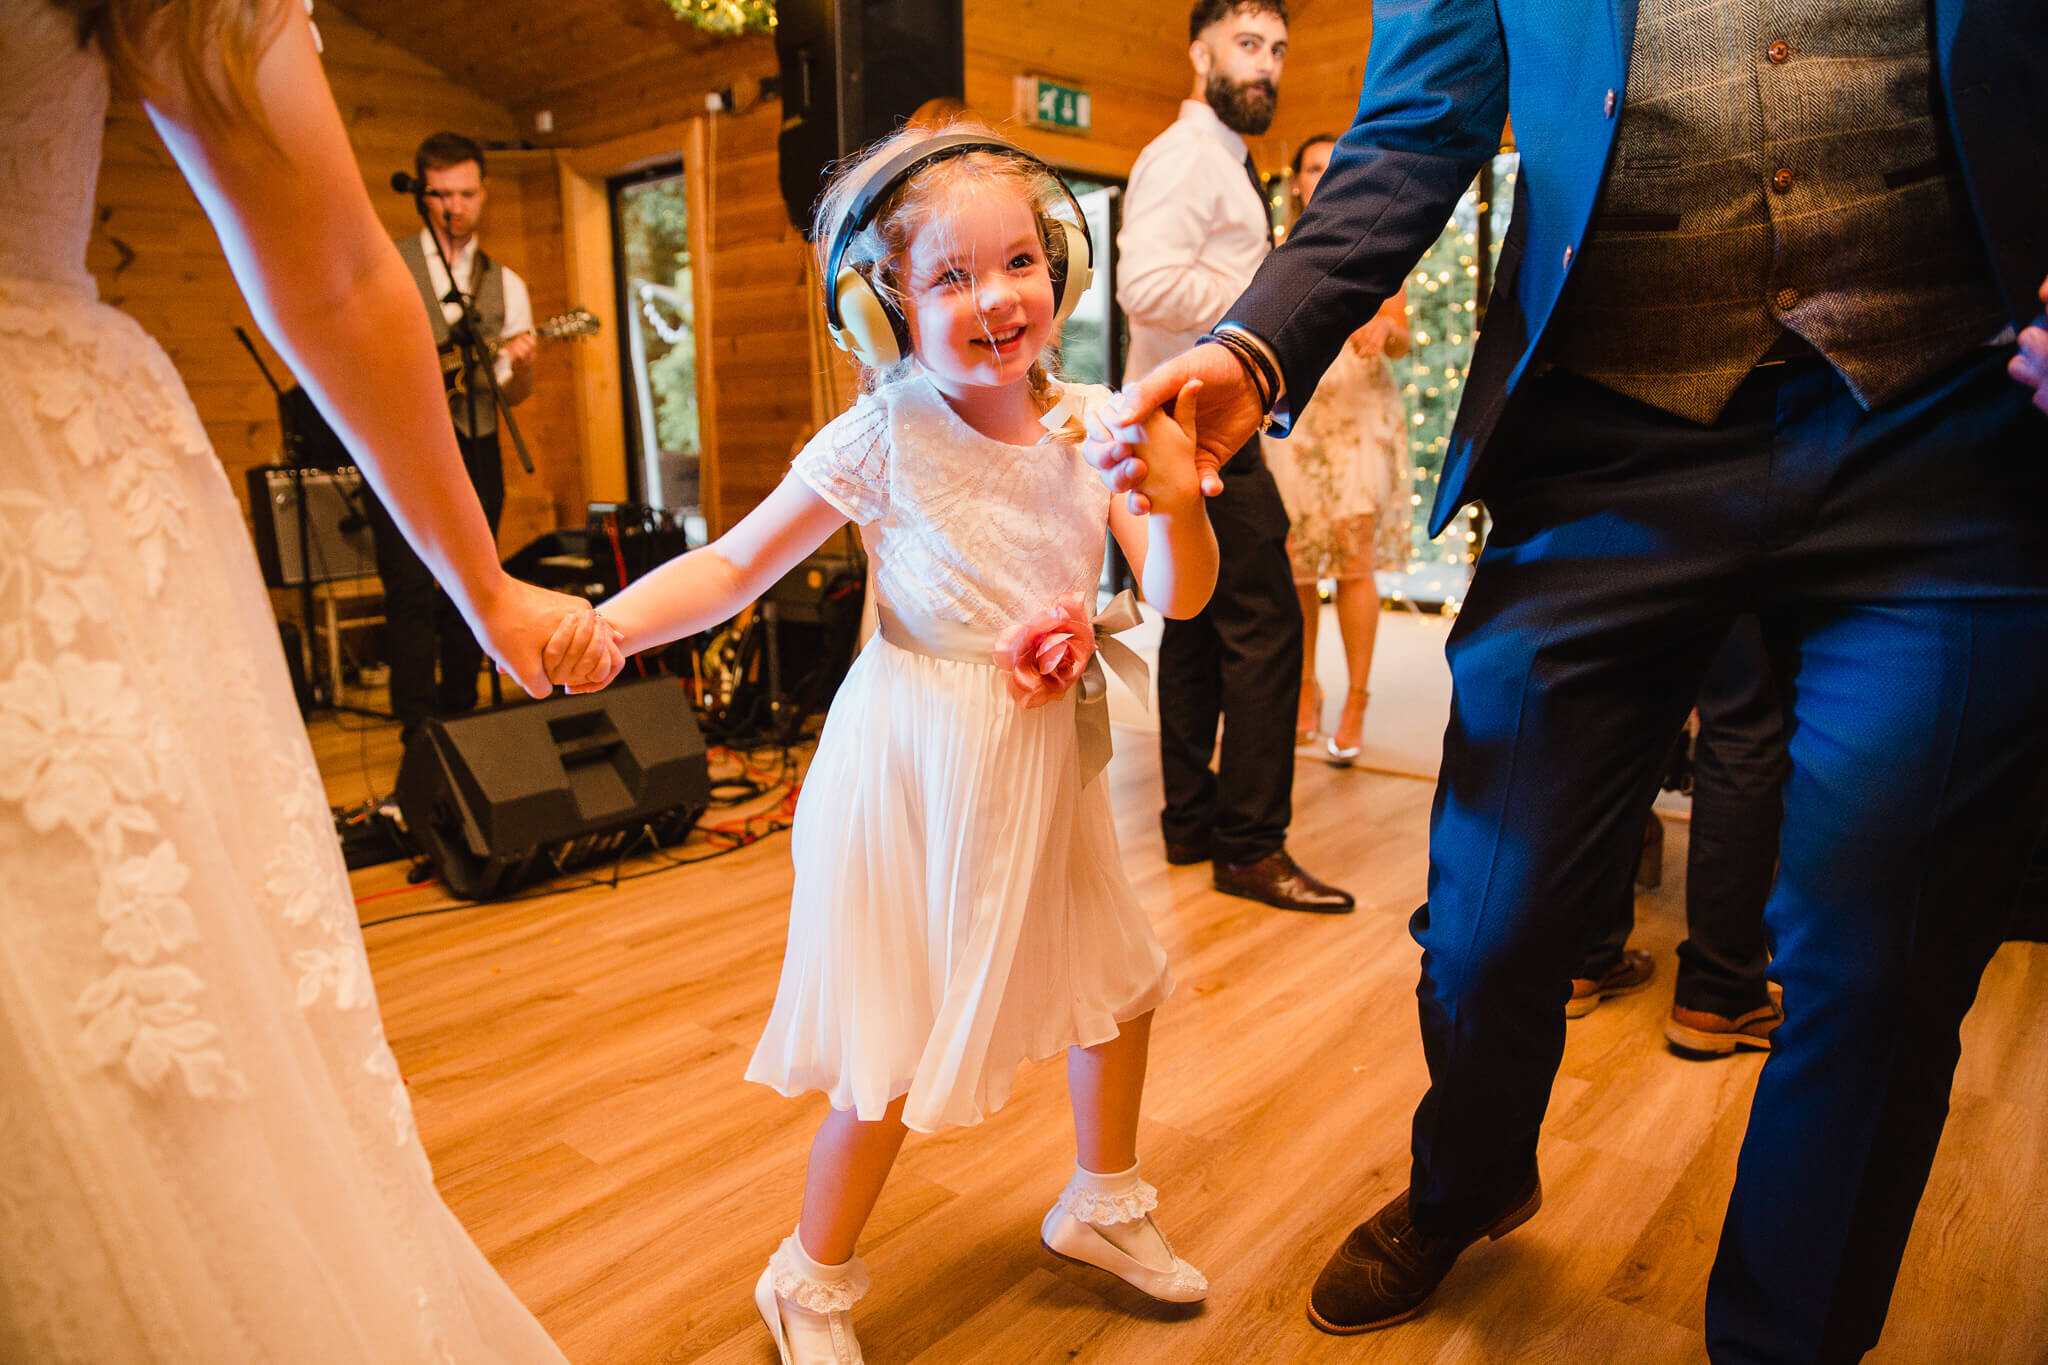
[415,229,533,387]
[1117,100,1273,381]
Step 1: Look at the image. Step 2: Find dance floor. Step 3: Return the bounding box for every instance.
[316,607,2046,1364]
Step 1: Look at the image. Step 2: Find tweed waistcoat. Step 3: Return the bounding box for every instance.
[1545,0,2007,423]
[395,232,507,438]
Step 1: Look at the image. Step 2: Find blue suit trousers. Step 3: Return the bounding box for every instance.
[1411,347,2048,1363]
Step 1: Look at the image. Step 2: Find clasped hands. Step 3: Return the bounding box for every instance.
[2009,277,2048,417]
[1081,345,1265,513]
[481,576,627,699]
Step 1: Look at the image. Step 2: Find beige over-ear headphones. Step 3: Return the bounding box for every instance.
[823,131,1095,370]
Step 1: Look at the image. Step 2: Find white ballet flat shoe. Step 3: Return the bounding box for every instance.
[1040,1204,1209,1303]
[754,1266,865,1365]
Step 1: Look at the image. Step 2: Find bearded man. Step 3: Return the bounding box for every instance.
[1117,0,1353,914]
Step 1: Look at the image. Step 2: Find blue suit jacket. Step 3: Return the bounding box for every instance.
[1227,0,2048,537]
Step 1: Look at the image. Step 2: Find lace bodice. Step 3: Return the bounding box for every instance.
[794,373,1113,631]
[0,0,106,294]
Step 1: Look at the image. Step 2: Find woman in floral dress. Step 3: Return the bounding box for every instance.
[1268,134,1413,764]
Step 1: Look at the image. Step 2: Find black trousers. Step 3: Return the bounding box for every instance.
[1408,352,2048,1364]
[1584,612,1784,1018]
[363,429,504,730]
[1156,441,1302,864]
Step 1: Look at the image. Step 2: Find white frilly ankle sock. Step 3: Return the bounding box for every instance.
[1057,1163,1174,1269]
[767,1228,871,1314]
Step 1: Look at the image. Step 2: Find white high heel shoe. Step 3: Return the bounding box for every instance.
[755,1233,867,1365]
[1040,1204,1209,1303]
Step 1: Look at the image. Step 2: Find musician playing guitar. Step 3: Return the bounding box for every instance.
[368,130,537,741]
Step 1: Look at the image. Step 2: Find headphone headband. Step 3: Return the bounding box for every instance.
[822,131,1090,332]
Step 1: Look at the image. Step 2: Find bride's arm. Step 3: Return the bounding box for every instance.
[135,0,612,695]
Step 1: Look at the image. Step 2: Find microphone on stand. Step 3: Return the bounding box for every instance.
[390,171,425,196]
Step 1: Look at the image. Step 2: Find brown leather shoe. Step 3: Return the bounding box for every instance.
[1308,1170,1542,1334]
[1565,947,1655,1018]
[1164,839,1212,866]
[1664,1000,1782,1056]
[1213,849,1355,913]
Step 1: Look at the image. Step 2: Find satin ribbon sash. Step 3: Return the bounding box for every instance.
[874,589,1151,785]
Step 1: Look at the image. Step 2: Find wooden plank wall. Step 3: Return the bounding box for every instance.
[88,7,584,573]
[509,34,809,535]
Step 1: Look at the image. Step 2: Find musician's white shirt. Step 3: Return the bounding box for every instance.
[415,228,533,386]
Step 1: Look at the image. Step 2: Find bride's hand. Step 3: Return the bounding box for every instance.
[469,577,617,698]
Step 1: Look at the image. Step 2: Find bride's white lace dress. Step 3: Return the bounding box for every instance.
[0,5,565,1359]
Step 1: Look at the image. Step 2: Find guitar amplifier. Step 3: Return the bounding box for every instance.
[245,464,378,588]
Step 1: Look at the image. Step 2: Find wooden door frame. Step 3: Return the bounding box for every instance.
[555,119,718,526]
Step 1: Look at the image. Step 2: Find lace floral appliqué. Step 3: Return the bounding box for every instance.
[0,294,243,1102]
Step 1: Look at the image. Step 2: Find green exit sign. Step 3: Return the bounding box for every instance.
[1018,75,1092,134]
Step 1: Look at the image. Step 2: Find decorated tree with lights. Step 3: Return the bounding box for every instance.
[1393,155,1517,605]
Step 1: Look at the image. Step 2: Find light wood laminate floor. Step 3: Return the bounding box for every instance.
[313,705,2047,1364]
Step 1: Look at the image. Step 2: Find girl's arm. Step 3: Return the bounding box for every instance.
[1107,381,1218,619]
[597,474,850,656]
[140,0,598,697]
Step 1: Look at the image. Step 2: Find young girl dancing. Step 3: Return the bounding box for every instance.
[571,123,1219,1363]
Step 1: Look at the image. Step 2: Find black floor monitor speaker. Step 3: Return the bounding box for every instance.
[775,0,965,233]
[393,678,711,900]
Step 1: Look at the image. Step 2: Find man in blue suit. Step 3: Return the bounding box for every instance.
[1088,1,2048,1359]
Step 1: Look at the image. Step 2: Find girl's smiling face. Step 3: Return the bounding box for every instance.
[900,186,1055,400]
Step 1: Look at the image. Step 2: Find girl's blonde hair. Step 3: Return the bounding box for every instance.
[57,0,285,138]
[813,120,1067,405]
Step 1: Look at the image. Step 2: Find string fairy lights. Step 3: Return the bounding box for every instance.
[663,0,775,36]
[1396,156,1519,604]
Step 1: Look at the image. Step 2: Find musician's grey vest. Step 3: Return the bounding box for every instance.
[1545,0,2008,423]
[394,232,506,438]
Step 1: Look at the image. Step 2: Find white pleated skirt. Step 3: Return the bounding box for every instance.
[744,633,1173,1133]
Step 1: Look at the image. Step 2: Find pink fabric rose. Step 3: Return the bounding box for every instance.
[991,592,1096,709]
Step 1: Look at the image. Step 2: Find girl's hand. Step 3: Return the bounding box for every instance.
[1133,379,1206,515]
[2010,279,2048,417]
[471,578,617,698]
[540,607,627,695]
[1083,344,1248,513]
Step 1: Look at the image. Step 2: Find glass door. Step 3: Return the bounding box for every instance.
[611,162,705,540]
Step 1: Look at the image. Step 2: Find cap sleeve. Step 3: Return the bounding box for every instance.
[791,393,890,525]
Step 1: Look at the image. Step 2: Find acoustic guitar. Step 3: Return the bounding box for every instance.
[439,306,601,398]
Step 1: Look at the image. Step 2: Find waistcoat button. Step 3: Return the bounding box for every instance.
[1771,167,1795,193]
[1774,287,1800,311]
[1767,39,1791,63]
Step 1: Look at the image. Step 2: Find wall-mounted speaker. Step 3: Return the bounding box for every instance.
[774,0,965,234]
[393,678,712,900]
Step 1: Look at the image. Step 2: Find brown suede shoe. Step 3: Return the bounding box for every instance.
[1564,948,1655,1018]
[1308,1170,1542,1334]
[1664,1001,1782,1056]
[1213,849,1355,913]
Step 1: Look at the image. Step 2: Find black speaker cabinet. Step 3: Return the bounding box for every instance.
[775,0,965,233]
[393,678,711,900]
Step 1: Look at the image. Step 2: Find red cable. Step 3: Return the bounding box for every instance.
[355,878,440,905]
[603,513,648,676]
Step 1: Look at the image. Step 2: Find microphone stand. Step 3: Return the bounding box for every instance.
[406,188,536,477]
[237,325,327,713]
[408,184,536,710]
